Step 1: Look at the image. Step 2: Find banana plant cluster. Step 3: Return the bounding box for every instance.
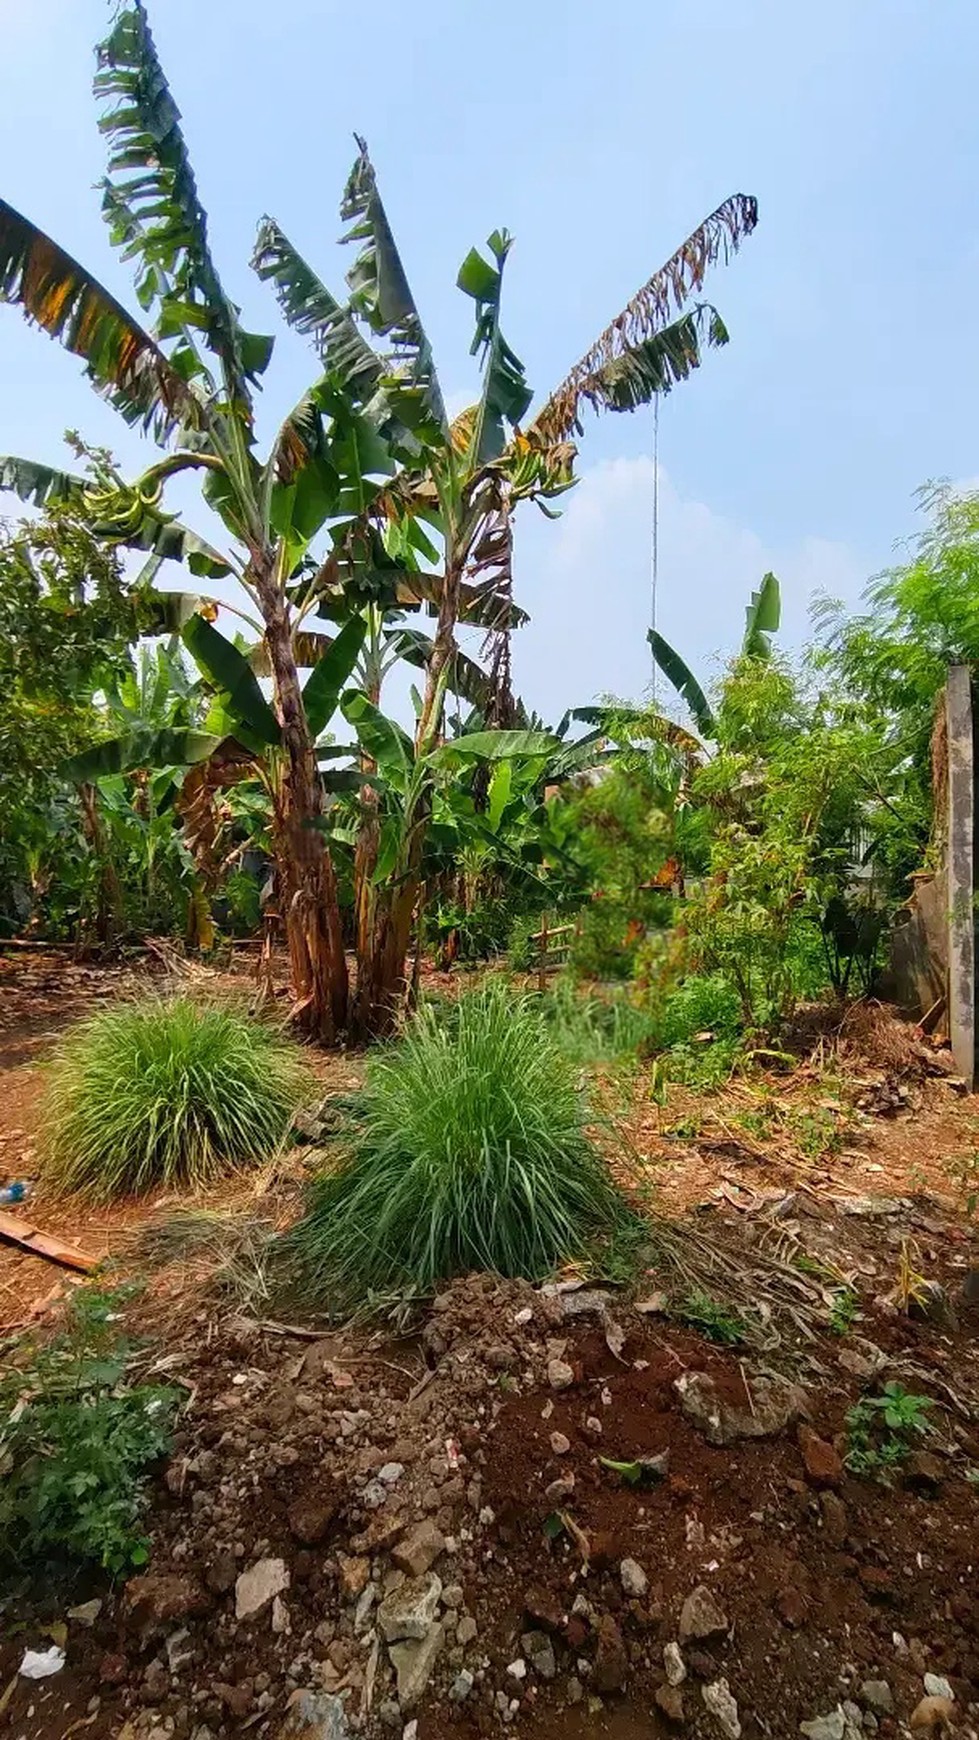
[0,0,757,1040]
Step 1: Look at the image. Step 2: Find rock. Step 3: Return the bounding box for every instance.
[67,1599,102,1627]
[820,1491,848,1547]
[507,1659,527,1682]
[272,1595,291,1635]
[904,1452,945,1494]
[392,1519,445,1578]
[838,1347,884,1380]
[165,1628,193,1673]
[702,1678,741,1739]
[441,1583,464,1609]
[858,1682,892,1714]
[547,1359,575,1390]
[545,1476,575,1503]
[143,1658,170,1702]
[236,1558,289,1621]
[635,1292,668,1315]
[124,1575,209,1633]
[457,1615,478,1646]
[450,1669,475,1702]
[566,1676,583,1704]
[521,1631,557,1681]
[686,1648,720,1681]
[99,1652,127,1686]
[679,1586,729,1642]
[664,1641,687,1686]
[800,1710,847,1740]
[910,1697,955,1731]
[277,1690,349,1740]
[550,1431,572,1455]
[524,1586,564,1632]
[288,1492,339,1546]
[388,1623,444,1710]
[923,1676,954,1701]
[377,1574,443,1643]
[620,1558,648,1598]
[656,1685,686,1722]
[379,1462,405,1485]
[204,1550,237,1595]
[593,1615,628,1692]
[798,1425,844,1489]
[560,1289,612,1320]
[776,1586,808,1629]
[675,1371,807,1446]
[908,1281,958,1331]
[354,1585,377,1635]
[338,1554,371,1598]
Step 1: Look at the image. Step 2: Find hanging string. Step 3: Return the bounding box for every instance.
[650,391,660,698]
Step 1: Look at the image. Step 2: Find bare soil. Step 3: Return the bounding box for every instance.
[2,955,979,1740]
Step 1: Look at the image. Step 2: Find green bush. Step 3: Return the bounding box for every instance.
[656,973,743,1047]
[287,982,634,1309]
[42,995,310,1200]
[0,1288,176,1575]
[540,976,656,1064]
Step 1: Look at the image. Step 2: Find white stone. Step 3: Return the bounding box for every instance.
[664,1642,686,1686]
[620,1557,648,1597]
[235,1557,289,1621]
[703,1678,741,1740]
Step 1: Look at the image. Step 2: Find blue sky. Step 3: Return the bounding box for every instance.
[2,0,978,720]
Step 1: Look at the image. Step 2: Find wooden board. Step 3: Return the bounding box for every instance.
[0,1210,97,1273]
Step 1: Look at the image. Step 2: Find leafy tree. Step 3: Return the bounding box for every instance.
[0,505,137,933]
[0,0,757,1038]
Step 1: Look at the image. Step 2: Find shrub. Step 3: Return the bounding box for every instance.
[0,1288,176,1574]
[42,995,310,1200]
[287,982,634,1308]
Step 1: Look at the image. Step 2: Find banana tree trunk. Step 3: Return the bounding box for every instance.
[352,878,418,1039]
[251,564,347,1042]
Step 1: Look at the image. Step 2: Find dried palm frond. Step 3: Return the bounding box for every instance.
[532,193,758,443]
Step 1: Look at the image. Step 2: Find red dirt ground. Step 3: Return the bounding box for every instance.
[2,954,979,1740]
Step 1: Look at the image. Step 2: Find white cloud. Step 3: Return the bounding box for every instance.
[511,455,867,723]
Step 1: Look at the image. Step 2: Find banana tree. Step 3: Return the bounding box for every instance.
[1,0,757,1039]
[648,571,782,738]
[252,145,756,1027]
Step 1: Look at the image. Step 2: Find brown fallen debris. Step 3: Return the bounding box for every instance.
[0,1209,98,1273]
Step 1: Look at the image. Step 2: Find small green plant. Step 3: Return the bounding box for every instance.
[286,982,636,1310]
[678,1289,746,1346]
[845,1382,933,1480]
[42,995,310,1199]
[0,1288,176,1574]
[828,1286,859,1336]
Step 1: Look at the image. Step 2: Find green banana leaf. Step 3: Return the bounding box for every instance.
[302,616,368,739]
[647,631,716,737]
[182,616,281,747]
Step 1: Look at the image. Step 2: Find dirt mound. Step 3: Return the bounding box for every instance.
[4,1261,979,1740]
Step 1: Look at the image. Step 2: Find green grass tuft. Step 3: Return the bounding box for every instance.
[286,982,634,1309]
[42,995,310,1200]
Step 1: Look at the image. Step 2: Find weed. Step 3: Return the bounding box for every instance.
[42,995,310,1200]
[828,1287,859,1336]
[789,1106,844,1160]
[0,1287,176,1574]
[678,1289,746,1346]
[286,982,636,1311]
[845,1381,933,1480]
[539,977,656,1065]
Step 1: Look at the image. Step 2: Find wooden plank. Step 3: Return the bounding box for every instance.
[0,1210,98,1273]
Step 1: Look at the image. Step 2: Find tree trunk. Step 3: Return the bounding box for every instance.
[352,878,418,1039]
[251,564,348,1042]
[351,558,464,1037]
